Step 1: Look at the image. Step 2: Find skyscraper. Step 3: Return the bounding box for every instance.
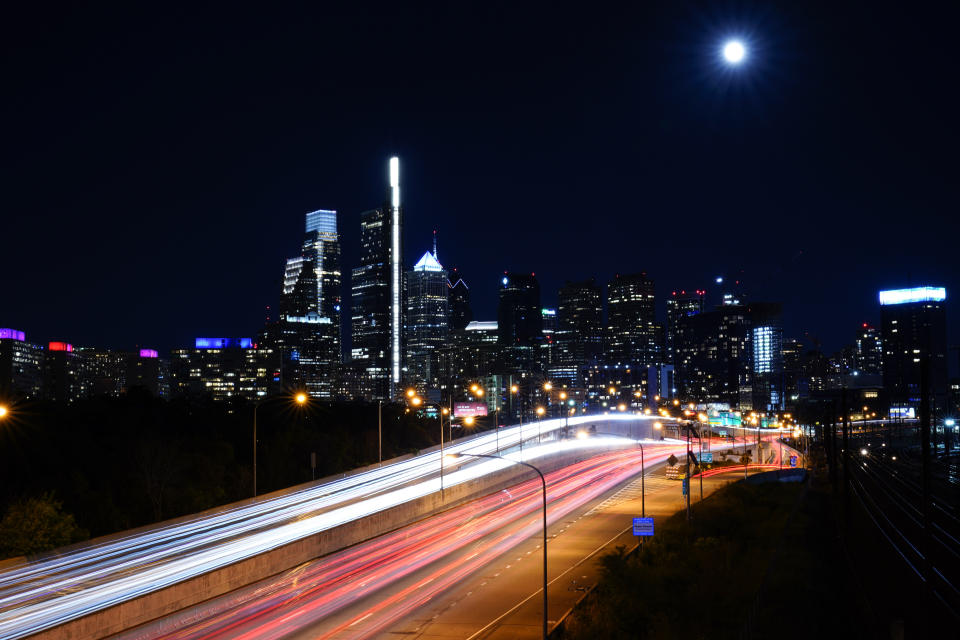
[556,278,603,366]
[498,273,541,346]
[880,286,948,414]
[405,246,448,388]
[349,158,403,399]
[447,269,472,332]
[666,289,706,366]
[263,209,342,398]
[606,272,657,366]
[855,322,883,375]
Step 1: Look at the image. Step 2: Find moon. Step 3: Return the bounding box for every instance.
[723,40,746,64]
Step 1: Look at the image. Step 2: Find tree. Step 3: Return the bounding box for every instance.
[0,493,88,559]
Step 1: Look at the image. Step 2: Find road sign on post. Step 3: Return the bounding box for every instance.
[700,452,713,463]
[790,455,798,467]
[632,517,654,536]
[682,478,689,496]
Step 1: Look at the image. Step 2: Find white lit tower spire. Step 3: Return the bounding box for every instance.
[389,156,402,397]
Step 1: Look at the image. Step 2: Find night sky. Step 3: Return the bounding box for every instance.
[3,2,958,361]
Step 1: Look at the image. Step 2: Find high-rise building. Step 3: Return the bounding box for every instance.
[606,273,657,366]
[169,338,278,401]
[405,247,449,388]
[43,341,85,403]
[556,278,603,366]
[675,302,783,410]
[498,273,541,346]
[349,158,404,399]
[447,270,472,332]
[0,328,43,401]
[880,286,948,414]
[666,289,705,366]
[264,208,342,398]
[855,322,883,375]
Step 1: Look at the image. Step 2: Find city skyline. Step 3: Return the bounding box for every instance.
[3,3,958,357]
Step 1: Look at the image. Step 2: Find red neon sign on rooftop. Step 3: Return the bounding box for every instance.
[48,342,73,352]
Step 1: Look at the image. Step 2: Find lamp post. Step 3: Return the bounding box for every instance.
[448,452,549,640]
[536,406,546,444]
[408,392,450,496]
[254,391,308,498]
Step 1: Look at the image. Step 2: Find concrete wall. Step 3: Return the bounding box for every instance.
[34,438,634,639]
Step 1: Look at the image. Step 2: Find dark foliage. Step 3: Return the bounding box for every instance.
[0,391,436,557]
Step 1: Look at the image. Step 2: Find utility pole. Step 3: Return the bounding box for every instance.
[920,355,932,605]
[378,400,383,465]
[842,387,850,528]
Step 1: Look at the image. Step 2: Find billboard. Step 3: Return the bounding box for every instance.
[454,402,488,417]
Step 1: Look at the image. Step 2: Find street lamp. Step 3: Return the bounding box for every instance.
[254,391,308,497]
[536,405,546,443]
[447,452,549,640]
[0,405,8,420]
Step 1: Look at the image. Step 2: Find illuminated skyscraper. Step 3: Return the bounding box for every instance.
[263,209,342,398]
[880,286,948,413]
[556,278,603,366]
[349,158,404,399]
[405,246,448,387]
[855,322,883,375]
[606,272,657,366]
[666,289,705,366]
[498,273,541,346]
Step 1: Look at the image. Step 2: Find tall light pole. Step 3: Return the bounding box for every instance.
[254,391,308,498]
[448,452,549,640]
[536,406,546,444]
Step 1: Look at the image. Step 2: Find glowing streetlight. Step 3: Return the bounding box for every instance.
[511,384,519,394]
[617,403,627,412]
[410,396,423,407]
[0,405,7,419]
[406,388,416,398]
[464,415,475,427]
[475,388,485,397]
[536,406,545,416]
[559,391,567,401]
[254,392,308,497]
[543,382,552,392]
[723,39,746,64]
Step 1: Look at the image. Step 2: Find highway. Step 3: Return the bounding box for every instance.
[0,414,653,639]
[118,434,785,639]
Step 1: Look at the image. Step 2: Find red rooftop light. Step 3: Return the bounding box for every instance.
[49,341,73,352]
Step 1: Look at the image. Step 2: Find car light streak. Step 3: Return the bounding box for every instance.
[0,416,661,639]
[120,445,682,640]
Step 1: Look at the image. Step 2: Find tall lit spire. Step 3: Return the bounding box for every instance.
[389,156,402,396]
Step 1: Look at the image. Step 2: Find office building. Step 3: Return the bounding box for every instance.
[666,289,705,366]
[405,247,449,388]
[350,157,404,399]
[675,302,783,410]
[880,286,948,413]
[169,338,278,402]
[0,328,43,401]
[264,208,343,398]
[448,270,472,332]
[606,272,658,367]
[556,279,603,367]
[497,273,542,347]
[856,322,883,375]
[43,341,85,403]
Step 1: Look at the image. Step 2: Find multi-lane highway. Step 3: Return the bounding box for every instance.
[119,444,678,639]
[0,415,653,639]
[119,434,784,639]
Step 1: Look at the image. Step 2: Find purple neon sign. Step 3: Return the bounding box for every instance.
[0,329,25,341]
[139,349,158,358]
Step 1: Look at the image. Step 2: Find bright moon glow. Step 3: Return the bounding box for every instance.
[723,40,746,64]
